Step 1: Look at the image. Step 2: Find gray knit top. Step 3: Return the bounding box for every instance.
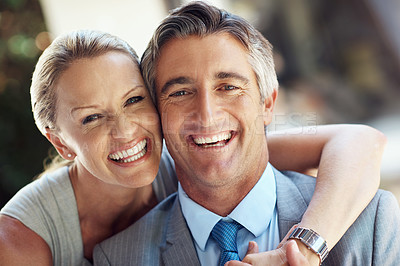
[1,150,177,266]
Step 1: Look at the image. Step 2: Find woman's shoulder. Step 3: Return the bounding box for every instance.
[1,166,71,215]
[0,166,79,249]
[0,167,69,265]
[0,214,52,265]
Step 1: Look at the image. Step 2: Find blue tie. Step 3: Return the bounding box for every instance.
[211,220,243,266]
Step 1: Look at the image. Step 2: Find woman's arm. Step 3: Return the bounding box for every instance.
[236,124,385,265]
[267,124,386,264]
[0,215,53,265]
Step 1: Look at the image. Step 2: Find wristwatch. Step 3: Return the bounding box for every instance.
[288,227,329,264]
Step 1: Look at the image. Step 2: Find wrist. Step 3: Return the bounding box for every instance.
[288,226,329,265]
[292,239,321,266]
[297,215,333,248]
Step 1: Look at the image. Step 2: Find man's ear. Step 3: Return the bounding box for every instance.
[263,89,278,126]
[44,128,75,160]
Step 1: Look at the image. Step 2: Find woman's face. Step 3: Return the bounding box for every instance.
[53,51,162,188]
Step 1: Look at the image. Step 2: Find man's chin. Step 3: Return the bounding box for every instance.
[184,165,234,183]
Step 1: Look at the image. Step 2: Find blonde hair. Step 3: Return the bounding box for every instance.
[31,30,140,176]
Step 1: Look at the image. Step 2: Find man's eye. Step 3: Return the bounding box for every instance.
[125,96,144,107]
[170,91,188,97]
[223,85,239,91]
[82,114,103,125]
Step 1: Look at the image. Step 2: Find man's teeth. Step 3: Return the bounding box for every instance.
[108,139,147,162]
[193,132,232,145]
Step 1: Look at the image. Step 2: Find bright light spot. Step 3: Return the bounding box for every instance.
[35,31,52,51]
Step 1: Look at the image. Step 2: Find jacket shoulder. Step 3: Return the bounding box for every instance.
[93,193,178,265]
[325,189,400,265]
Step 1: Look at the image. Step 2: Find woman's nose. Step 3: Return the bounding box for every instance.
[110,115,137,140]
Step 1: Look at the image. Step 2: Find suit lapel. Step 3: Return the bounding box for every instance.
[274,168,310,241]
[161,196,201,266]
[159,168,311,265]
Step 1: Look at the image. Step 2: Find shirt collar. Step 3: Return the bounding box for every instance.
[178,163,276,251]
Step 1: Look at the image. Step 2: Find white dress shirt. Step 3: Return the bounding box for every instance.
[178,163,280,266]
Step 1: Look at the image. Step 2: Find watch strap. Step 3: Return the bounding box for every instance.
[288,227,329,264]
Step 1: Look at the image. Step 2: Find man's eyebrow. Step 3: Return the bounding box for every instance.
[160,76,194,94]
[215,72,250,84]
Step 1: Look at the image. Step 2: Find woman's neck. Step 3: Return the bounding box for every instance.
[68,164,158,261]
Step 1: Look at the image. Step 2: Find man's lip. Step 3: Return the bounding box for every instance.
[187,130,235,148]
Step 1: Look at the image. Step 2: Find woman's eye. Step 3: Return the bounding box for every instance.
[82,114,103,125]
[170,90,188,97]
[125,96,144,107]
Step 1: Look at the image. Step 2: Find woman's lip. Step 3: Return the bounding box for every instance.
[108,138,153,167]
[108,138,147,159]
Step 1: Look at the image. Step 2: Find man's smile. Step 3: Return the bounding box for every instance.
[189,131,234,148]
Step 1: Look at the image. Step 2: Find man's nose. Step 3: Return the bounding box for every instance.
[196,89,221,127]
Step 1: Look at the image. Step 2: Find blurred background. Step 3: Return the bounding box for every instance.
[1,0,399,208]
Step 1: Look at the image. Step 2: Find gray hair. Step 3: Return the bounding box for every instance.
[31,30,140,135]
[141,1,279,105]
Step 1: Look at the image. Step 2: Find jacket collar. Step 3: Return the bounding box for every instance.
[161,196,201,266]
[274,168,310,240]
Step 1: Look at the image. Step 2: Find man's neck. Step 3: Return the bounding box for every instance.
[178,160,269,217]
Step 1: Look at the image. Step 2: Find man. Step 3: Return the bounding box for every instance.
[94,2,400,265]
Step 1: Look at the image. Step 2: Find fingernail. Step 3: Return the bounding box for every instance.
[248,241,254,250]
[291,240,300,252]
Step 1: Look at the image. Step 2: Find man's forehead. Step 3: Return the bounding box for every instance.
[155,33,250,78]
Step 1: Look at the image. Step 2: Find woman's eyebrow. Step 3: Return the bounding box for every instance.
[71,85,145,115]
[71,105,99,115]
[122,85,145,98]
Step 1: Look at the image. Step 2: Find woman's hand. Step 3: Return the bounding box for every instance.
[225,240,315,266]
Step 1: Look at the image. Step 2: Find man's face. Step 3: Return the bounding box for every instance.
[155,33,277,194]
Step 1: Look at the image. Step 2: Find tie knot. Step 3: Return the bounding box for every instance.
[211,220,243,266]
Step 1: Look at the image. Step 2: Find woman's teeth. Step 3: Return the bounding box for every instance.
[108,139,147,163]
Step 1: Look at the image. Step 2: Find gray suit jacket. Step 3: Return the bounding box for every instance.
[93,169,400,265]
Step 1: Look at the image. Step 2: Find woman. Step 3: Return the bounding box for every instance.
[0,30,385,265]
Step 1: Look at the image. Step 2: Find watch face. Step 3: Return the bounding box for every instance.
[297,228,325,251]
[309,234,318,245]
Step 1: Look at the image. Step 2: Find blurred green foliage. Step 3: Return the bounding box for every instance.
[0,0,52,207]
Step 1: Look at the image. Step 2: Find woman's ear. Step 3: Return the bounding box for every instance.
[263,89,278,126]
[44,128,75,160]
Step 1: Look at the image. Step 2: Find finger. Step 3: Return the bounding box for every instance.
[286,240,310,266]
[277,224,299,248]
[225,261,252,266]
[242,246,287,265]
[246,241,259,255]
